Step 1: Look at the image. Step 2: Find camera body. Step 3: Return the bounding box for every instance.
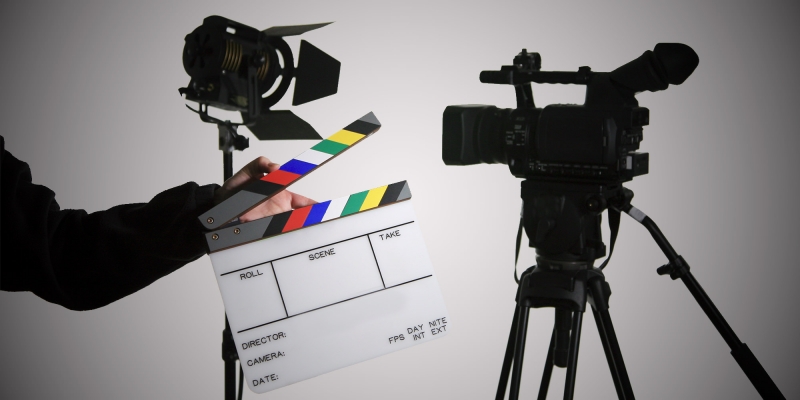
[443,103,650,183]
[443,44,699,185]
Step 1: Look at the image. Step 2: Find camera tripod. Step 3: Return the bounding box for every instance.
[495,187,784,400]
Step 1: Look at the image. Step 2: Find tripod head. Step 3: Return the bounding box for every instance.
[522,181,632,268]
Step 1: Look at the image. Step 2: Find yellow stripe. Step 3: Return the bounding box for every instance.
[328,129,365,146]
[360,185,388,211]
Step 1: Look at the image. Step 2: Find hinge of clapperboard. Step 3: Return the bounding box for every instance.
[199,112,412,253]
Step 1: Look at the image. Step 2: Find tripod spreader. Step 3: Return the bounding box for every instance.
[621,202,785,400]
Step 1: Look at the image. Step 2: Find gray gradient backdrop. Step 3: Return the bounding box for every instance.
[1,1,798,399]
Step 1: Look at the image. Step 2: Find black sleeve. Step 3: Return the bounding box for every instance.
[0,137,220,310]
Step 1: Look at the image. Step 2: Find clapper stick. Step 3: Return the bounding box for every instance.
[199,112,381,230]
[206,181,412,252]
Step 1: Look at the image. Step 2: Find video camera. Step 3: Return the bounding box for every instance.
[443,43,699,185]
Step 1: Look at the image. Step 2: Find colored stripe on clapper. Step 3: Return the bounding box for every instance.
[198,112,381,230]
[205,181,412,253]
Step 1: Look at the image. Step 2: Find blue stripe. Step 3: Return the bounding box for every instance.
[304,200,330,226]
[280,159,317,175]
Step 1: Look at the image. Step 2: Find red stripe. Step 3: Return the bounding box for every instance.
[261,169,301,185]
[282,206,313,232]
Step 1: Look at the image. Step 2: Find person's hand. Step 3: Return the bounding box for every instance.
[214,156,315,223]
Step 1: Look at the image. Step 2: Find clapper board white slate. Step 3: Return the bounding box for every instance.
[200,113,450,393]
[208,199,449,393]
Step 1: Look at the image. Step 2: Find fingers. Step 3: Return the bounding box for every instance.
[214,156,315,221]
[289,191,316,209]
[237,190,316,223]
[215,156,280,204]
[227,156,278,190]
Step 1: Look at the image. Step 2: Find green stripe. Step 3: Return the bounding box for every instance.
[341,190,369,216]
[312,140,348,155]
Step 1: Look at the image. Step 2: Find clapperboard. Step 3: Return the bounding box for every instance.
[199,112,450,394]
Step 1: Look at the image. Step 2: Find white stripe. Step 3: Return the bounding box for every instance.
[627,206,647,223]
[321,196,348,222]
[294,149,333,166]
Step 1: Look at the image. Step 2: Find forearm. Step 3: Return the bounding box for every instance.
[1,144,218,310]
[43,182,218,309]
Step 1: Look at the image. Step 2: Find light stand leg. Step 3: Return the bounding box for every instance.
[223,318,236,400]
[221,144,241,400]
[625,204,784,400]
[223,152,233,183]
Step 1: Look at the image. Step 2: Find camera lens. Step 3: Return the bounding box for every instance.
[442,105,510,166]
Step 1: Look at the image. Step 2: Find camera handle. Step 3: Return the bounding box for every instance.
[618,197,785,399]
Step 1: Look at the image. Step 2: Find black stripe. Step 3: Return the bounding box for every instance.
[263,211,292,237]
[245,180,285,196]
[379,181,407,206]
[343,119,380,135]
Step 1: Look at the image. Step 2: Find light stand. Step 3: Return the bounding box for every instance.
[180,16,342,399]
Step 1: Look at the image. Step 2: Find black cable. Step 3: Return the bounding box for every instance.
[514,217,523,284]
[598,208,621,270]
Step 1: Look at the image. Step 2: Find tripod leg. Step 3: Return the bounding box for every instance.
[589,278,635,399]
[591,308,617,391]
[537,329,556,400]
[497,305,521,400]
[563,311,584,400]
[509,302,531,400]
